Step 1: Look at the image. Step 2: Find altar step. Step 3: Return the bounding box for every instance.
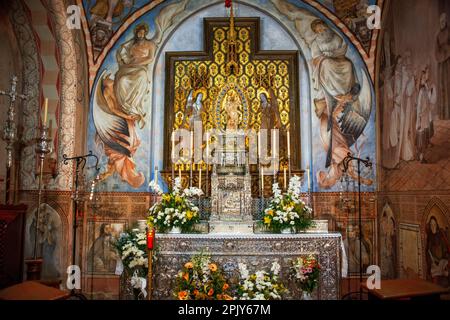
[202,220,329,234]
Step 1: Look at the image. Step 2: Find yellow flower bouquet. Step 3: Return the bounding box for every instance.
[148,177,203,233]
[262,176,314,233]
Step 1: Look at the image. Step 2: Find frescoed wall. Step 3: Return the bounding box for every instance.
[378,0,450,283]
[85,0,378,193]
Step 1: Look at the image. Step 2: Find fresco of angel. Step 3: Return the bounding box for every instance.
[93,0,187,188]
[271,0,373,189]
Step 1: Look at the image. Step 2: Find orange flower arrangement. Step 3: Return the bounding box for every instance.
[173,252,234,300]
[178,291,188,300]
[209,263,218,272]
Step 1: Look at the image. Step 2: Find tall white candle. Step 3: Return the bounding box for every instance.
[198,165,202,189]
[307,167,311,191]
[261,167,264,194]
[287,130,291,157]
[155,166,158,185]
[272,130,277,156]
[171,131,175,160]
[257,131,261,159]
[206,132,209,164]
[178,166,182,181]
[43,98,48,125]
[284,166,287,190]
[190,131,194,161]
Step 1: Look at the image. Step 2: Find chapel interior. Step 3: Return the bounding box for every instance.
[0,0,449,301]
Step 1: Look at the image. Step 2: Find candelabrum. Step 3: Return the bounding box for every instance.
[63,151,100,300]
[1,75,27,204]
[341,152,372,301]
[32,124,52,260]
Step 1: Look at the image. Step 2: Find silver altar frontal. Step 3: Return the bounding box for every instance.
[152,233,342,300]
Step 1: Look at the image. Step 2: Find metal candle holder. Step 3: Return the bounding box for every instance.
[1,75,27,204]
[33,124,52,259]
[63,151,100,300]
[341,152,372,301]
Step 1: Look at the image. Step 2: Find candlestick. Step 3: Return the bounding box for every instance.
[205,133,209,196]
[154,166,158,185]
[190,131,194,160]
[190,131,194,188]
[287,130,291,157]
[284,166,287,190]
[272,130,276,156]
[171,131,175,160]
[198,165,202,189]
[261,167,264,197]
[43,98,48,125]
[205,132,210,164]
[307,167,311,191]
[257,131,261,159]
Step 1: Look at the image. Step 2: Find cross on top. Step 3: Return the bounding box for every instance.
[0,75,28,106]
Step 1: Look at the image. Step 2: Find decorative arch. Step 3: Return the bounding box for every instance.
[420,197,450,281]
[15,0,89,191]
[420,197,450,228]
[23,202,68,280]
[82,0,380,91]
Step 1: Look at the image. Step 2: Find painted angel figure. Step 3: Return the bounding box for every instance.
[271,0,373,189]
[93,0,187,188]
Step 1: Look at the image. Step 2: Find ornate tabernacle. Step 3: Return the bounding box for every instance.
[152,233,342,300]
[210,131,253,233]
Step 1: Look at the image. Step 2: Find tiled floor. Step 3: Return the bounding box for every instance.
[383,120,450,191]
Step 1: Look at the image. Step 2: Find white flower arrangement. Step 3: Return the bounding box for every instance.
[262,175,314,232]
[237,262,287,300]
[114,229,148,277]
[148,179,163,195]
[147,177,203,232]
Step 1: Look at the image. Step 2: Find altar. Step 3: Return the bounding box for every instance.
[152,233,342,300]
[149,6,342,301]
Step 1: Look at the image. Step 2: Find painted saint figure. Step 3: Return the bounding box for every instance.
[259,88,281,131]
[182,89,205,129]
[87,224,119,273]
[380,204,396,279]
[436,13,450,120]
[310,19,371,188]
[415,66,437,163]
[426,217,449,287]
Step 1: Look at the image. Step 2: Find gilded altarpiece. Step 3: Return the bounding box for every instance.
[163,18,300,171]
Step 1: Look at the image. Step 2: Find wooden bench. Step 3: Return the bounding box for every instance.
[361,279,448,300]
[0,281,70,300]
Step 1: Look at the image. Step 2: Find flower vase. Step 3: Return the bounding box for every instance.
[168,226,182,234]
[302,291,313,300]
[281,227,293,234]
[133,288,141,300]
